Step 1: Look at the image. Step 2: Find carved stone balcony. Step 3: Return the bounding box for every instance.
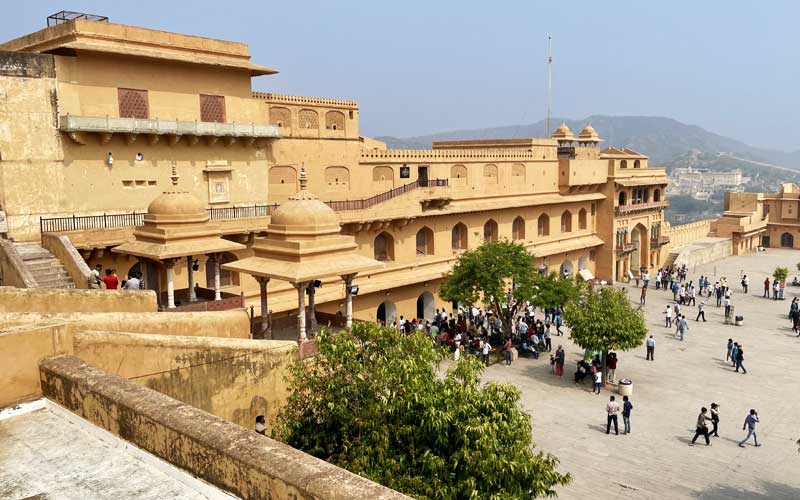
[615,243,637,256]
[615,200,670,216]
[59,115,280,146]
[650,235,670,248]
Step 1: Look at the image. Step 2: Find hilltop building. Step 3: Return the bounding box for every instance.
[0,15,671,328]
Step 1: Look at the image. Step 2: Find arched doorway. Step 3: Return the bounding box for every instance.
[781,232,794,248]
[630,224,649,271]
[377,300,397,326]
[416,292,435,321]
[560,259,574,279]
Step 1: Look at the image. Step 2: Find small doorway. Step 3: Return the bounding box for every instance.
[761,235,770,248]
[418,165,429,187]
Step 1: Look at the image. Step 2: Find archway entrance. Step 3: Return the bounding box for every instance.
[781,232,794,248]
[416,292,435,321]
[630,224,649,272]
[377,300,397,326]
[560,259,574,279]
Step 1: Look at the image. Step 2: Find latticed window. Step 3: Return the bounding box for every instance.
[200,94,225,123]
[269,107,291,127]
[298,109,319,129]
[118,88,149,119]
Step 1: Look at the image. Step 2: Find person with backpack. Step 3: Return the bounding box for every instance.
[735,344,747,374]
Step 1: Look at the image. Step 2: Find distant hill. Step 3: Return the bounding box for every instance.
[375,116,800,169]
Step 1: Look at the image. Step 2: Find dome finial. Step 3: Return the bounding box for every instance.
[299,163,308,191]
[170,162,179,187]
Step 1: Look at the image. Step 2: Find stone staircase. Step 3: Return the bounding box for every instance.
[662,251,679,270]
[14,242,76,289]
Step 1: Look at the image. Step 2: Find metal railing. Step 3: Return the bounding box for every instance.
[324,178,448,212]
[39,179,448,234]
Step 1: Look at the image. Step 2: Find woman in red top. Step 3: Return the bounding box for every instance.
[102,268,119,290]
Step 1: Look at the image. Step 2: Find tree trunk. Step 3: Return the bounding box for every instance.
[601,348,609,387]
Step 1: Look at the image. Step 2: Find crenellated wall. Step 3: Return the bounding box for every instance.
[664,219,714,250]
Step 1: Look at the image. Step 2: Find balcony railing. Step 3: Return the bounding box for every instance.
[39,179,448,234]
[650,235,671,248]
[615,243,637,256]
[615,200,670,216]
[557,146,576,159]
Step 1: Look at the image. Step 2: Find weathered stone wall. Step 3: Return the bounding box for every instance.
[664,219,714,252]
[0,321,71,407]
[73,331,296,430]
[0,310,251,338]
[0,287,157,313]
[0,239,37,287]
[41,233,92,289]
[40,356,411,500]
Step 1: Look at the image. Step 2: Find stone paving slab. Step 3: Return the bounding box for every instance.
[483,249,800,500]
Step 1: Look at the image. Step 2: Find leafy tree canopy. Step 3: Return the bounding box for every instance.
[564,286,647,354]
[275,323,571,499]
[774,266,789,281]
[530,272,579,310]
[439,241,537,332]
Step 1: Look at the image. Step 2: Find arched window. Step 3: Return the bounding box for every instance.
[269,107,291,127]
[578,208,587,230]
[452,223,468,251]
[451,165,467,179]
[537,214,550,237]
[483,164,498,184]
[653,189,661,202]
[643,188,650,203]
[325,110,345,131]
[416,226,434,257]
[781,232,794,248]
[620,160,628,169]
[298,109,319,129]
[512,216,526,240]
[618,191,626,206]
[561,210,572,233]
[324,166,350,189]
[374,232,395,261]
[511,163,526,181]
[483,219,498,243]
[634,160,641,169]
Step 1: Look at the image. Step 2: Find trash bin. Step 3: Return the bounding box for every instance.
[735,315,744,326]
[618,378,633,396]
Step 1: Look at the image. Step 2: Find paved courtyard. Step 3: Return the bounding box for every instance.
[483,249,800,500]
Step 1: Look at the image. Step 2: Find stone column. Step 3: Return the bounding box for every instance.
[342,273,356,330]
[307,282,317,332]
[165,259,176,309]
[295,281,308,341]
[256,276,271,339]
[211,254,222,301]
[186,255,196,302]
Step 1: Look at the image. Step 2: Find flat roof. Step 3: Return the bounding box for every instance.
[0,19,277,76]
[0,403,230,500]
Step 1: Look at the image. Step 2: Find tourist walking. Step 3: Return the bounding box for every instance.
[689,286,696,306]
[690,407,712,446]
[710,403,720,437]
[606,396,620,435]
[646,335,655,361]
[735,344,747,374]
[738,409,760,447]
[622,395,633,434]
[676,315,688,341]
[696,301,706,322]
[773,279,779,300]
[665,304,673,327]
[726,338,734,362]
[724,296,732,320]
[503,337,512,366]
[482,339,492,366]
[731,342,739,367]
[715,283,723,307]
[742,274,749,293]
[640,286,647,305]
[764,277,770,298]
[555,345,565,376]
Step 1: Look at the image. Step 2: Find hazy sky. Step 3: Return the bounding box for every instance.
[4,1,798,149]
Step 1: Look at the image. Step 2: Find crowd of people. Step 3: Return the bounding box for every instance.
[89,264,142,290]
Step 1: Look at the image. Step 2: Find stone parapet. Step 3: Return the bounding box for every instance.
[40,355,411,500]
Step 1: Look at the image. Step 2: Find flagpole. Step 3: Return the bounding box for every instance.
[547,35,552,137]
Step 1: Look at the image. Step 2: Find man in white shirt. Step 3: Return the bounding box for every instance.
[646,335,655,361]
[593,370,603,394]
[606,396,621,435]
[665,304,673,327]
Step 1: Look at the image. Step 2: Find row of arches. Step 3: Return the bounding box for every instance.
[269,107,347,131]
[373,210,590,261]
[618,188,661,206]
[376,291,436,325]
[619,159,641,169]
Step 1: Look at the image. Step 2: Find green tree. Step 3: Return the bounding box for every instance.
[439,240,537,334]
[564,286,647,385]
[530,272,580,311]
[775,266,789,281]
[275,323,571,499]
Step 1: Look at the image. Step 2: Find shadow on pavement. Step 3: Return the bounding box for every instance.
[694,480,800,500]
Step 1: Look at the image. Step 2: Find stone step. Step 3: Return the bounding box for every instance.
[34,277,75,287]
[14,245,53,261]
